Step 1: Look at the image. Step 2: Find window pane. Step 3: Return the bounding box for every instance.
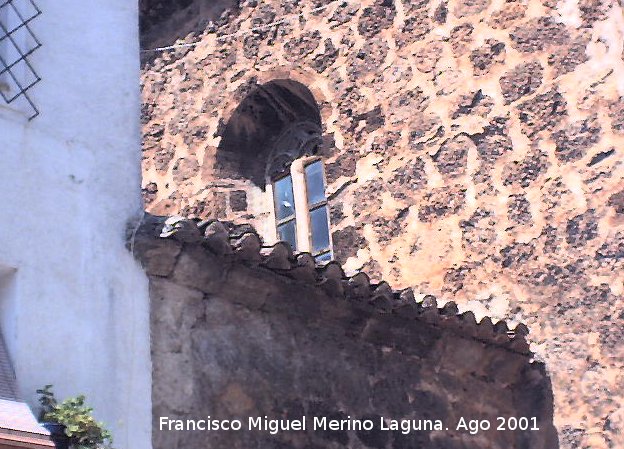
[305,161,326,206]
[277,220,297,250]
[310,205,330,254]
[314,251,332,264]
[273,175,295,220]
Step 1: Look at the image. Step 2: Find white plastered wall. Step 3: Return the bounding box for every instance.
[0,1,151,448]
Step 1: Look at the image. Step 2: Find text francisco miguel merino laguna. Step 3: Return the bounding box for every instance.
[160,415,540,435]
[160,416,445,435]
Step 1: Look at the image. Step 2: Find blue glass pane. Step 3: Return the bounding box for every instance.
[277,220,297,250]
[314,252,332,264]
[310,206,330,254]
[273,175,296,220]
[305,161,326,206]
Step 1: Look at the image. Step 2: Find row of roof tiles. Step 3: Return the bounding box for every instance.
[152,215,531,354]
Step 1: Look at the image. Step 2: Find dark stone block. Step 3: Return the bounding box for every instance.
[449,23,473,56]
[284,30,322,61]
[358,3,396,37]
[548,34,589,77]
[608,190,624,215]
[500,242,535,268]
[508,194,532,225]
[388,157,427,199]
[452,90,493,118]
[516,87,567,138]
[396,8,431,47]
[332,226,366,263]
[510,17,570,53]
[325,150,357,183]
[418,186,466,221]
[579,0,610,27]
[230,190,248,212]
[552,115,601,162]
[502,149,549,187]
[566,210,598,246]
[431,135,472,178]
[311,38,339,73]
[433,2,448,23]
[608,97,624,134]
[470,39,505,75]
[500,60,543,104]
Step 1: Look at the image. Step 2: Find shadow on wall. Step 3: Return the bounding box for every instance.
[216,79,323,188]
[139,0,238,51]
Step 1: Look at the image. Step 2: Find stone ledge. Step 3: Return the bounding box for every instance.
[130,213,532,356]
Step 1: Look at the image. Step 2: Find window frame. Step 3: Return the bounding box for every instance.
[271,171,298,251]
[269,155,333,264]
[302,158,332,262]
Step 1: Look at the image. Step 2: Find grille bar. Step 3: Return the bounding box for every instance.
[0,0,41,120]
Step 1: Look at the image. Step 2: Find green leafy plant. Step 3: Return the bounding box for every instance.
[36,386,113,449]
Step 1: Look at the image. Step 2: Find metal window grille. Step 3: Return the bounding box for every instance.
[0,0,41,120]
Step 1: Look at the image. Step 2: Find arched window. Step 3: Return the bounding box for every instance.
[215,79,333,263]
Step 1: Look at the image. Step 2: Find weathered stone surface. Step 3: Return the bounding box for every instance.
[488,1,527,28]
[609,97,624,134]
[508,193,532,225]
[357,2,396,37]
[171,245,225,293]
[140,0,624,446]
[470,39,505,75]
[454,0,490,17]
[516,87,567,137]
[138,223,554,449]
[431,134,472,177]
[510,16,570,53]
[419,186,466,221]
[134,237,182,276]
[500,60,543,104]
[547,34,589,77]
[332,226,366,263]
[502,148,549,187]
[552,115,601,162]
[449,23,473,56]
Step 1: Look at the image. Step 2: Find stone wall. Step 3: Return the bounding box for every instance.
[140,1,624,447]
[134,215,557,449]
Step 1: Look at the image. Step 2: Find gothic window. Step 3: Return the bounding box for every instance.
[216,79,330,262]
[271,156,333,263]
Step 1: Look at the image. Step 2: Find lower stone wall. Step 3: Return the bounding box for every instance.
[135,216,558,449]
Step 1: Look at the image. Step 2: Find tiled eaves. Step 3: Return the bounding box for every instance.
[130,214,531,356]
